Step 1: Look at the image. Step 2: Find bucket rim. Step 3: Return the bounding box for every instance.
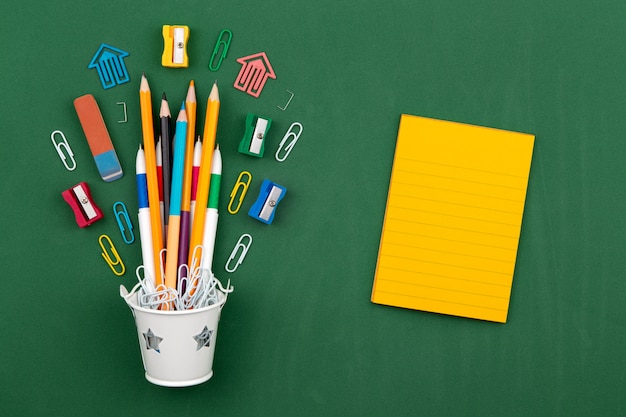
[120,284,228,315]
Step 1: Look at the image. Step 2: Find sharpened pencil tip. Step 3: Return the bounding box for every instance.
[162,92,167,100]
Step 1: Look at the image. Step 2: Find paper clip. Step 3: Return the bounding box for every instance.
[225,234,252,273]
[99,234,125,276]
[209,29,232,71]
[228,171,252,214]
[116,102,127,123]
[277,90,294,111]
[50,130,76,171]
[275,122,303,162]
[113,201,135,244]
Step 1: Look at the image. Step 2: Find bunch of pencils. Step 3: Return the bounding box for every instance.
[137,74,223,305]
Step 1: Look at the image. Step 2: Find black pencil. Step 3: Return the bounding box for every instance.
[160,92,172,238]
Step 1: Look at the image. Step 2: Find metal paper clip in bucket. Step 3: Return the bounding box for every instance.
[51,130,77,171]
[208,29,232,71]
[275,122,303,162]
[228,171,252,214]
[113,201,135,244]
[225,234,252,273]
[99,234,125,276]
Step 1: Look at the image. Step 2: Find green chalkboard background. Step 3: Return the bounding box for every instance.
[2,1,625,416]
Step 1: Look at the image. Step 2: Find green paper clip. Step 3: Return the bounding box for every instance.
[238,113,272,158]
[209,29,232,71]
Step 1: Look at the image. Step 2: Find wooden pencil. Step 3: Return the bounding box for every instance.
[159,93,172,239]
[139,74,164,286]
[188,82,220,270]
[178,80,197,268]
[164,105,188,288]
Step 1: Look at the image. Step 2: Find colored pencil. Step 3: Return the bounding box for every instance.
[189,82,220,269]
[164,104,188,288]
[160,93,172,239]
[155,137,165,243]
[139,74,164,285]
[189,136,202,229]
[178,81,197,268]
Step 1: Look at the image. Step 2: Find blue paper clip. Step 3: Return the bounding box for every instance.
[248,179,287,224]
[225,234,252,273]
[209,29,232,71]
[113,201,135,244]
[88,43,130,89]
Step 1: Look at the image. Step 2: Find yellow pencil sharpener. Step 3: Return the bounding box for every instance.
[162,25,189,68]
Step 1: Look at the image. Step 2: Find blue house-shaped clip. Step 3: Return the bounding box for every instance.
[88,44,130,89]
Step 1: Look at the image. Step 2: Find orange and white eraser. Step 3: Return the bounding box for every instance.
[74,94,123,182]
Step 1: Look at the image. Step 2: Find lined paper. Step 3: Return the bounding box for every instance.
[371,115,535,322]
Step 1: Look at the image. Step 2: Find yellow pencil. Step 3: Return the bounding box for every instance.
[188,82,220,269]
[139,74,164,286]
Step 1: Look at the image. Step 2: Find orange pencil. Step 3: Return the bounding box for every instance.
[178,80,197,267]
[188,82,220,269]
[139,74,164,286]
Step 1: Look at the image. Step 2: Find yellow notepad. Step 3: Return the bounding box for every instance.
[371,115,535,322]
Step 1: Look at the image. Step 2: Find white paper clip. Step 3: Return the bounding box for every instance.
[277,90,294,111]
[275,122,303,162]
[225,234,252,273]
[51,130,76,171]
[116,102,127,123]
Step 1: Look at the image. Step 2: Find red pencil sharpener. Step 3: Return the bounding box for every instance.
[62,181,104,227]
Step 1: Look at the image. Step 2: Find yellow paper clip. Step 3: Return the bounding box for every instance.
[99,234,126,276]
[275,122,303,162]
[50,130,76,171]
[228,171,252,214]
[225,234,252,273]
[209,29,232,71]
[113,201,134,244]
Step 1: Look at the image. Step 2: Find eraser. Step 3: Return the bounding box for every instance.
[62,182,104,227]
[74,94,123,182]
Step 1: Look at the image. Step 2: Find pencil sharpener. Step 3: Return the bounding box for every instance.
[238,113,272,157]
[162,25,189,68]
[248,179,286,224]
[62,181,104,227]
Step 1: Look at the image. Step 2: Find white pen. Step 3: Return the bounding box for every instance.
[201,145,222,272]
[136,145,155,284]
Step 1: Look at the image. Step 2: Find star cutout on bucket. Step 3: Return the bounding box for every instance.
[193,326,214,351]
[143,328,163,353]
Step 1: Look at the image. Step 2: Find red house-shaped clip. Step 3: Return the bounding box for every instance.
[234,52,276,98]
